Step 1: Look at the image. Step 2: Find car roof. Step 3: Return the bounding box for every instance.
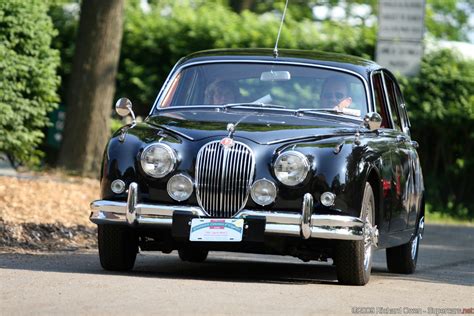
[179,48,382,79]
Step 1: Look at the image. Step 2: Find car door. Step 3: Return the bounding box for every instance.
[370,71,395,235]
[390,75,423,229]
[382,71,413,232]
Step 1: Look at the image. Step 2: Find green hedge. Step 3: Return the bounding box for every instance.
[0,0,60,165]
[399,50,474,219]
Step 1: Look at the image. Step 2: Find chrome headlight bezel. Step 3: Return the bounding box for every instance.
[273,151,310,186]
[250,179,277,206]
[167,173,194,202]
[140,143,177,178]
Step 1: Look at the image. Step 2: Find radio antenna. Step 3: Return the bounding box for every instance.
[273,0,289,58]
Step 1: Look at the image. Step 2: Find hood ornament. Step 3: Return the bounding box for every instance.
[221,123,236,148]
[227,123,235,135]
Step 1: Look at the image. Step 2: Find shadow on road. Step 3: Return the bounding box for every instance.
[1,224,472,286]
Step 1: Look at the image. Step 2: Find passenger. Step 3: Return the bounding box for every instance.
[320,76,353,111]
[205,80,239,105]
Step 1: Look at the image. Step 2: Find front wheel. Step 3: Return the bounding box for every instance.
[386,216,424,274]
[98,225,138,271]
[335,182,376,285]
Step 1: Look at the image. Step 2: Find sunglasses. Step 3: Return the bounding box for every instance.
[322,92,346,100]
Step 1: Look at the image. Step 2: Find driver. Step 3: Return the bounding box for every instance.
[204,80,239,105]
[320,76,353,111]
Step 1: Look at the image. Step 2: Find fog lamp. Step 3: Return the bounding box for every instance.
[111,179,126,194]
[251,179,277,206]
[167,174,193,201]
[320,192,336,207]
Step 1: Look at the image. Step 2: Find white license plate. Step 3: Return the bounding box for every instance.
[189,218,244,242]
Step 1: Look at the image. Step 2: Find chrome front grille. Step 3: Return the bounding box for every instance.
[195,140,255,217]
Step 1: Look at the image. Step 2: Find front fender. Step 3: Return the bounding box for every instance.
[284,136,381,219]
[99,122,182,199]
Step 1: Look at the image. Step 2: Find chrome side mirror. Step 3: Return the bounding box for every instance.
[364,112,382,131]
[115,98,136,123]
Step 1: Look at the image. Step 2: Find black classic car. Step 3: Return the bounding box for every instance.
[90,49,425,285]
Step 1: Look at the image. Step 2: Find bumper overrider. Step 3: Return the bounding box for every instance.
[90,182,378,243]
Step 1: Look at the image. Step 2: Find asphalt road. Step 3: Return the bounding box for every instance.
[1,224,473,315]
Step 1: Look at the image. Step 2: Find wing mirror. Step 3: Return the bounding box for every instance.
[115,98,136,123]
[364,112,382,131]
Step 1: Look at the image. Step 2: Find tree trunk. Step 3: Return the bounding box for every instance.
[58,0,124,176]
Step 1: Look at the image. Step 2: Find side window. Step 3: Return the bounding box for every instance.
[372,72,390,128]
[382,73,402,131]
[394,83,411,132]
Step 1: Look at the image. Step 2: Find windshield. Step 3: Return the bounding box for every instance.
[157,62,368,117]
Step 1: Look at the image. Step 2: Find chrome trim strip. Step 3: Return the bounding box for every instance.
[160,125,194,141]
[236,210,301,224]
[90,200,207,217]
[310,214,364,228]
[380,70,397,129]
[264,132,355,146]
[149,57,185,116]
[151,59,372,114]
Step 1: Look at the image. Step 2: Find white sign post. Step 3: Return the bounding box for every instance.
[376,0,426,76]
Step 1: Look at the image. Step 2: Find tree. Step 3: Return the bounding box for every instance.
[58,0,124,176]
[0,0,60,165]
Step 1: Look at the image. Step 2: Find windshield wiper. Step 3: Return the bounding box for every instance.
[223,102,285,109]
[296,108,361,118]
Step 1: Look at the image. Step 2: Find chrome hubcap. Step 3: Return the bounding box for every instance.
[411,236,418,260]
[411,216,424,260]
[362,196,374,272]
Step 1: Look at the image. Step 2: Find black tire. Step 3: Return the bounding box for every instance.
[386,216,423,274]
[335,182,375,285]
[178,248,209,263]
[98,224,138,271]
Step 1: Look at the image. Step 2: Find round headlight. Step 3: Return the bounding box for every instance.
[251,179,277,206]
[167,174,193,201]
[140,143,177,178]
[273,151,310,186]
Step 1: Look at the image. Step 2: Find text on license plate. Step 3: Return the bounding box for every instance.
[189,218,244,242]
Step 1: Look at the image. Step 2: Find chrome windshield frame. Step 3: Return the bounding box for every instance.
[150,59,373,117]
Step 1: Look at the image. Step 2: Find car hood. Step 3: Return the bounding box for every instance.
[145,109,360,144]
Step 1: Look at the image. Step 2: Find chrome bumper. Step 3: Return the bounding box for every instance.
[90,182,375,242]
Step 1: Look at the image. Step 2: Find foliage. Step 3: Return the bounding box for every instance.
[0,0,60,165]
[228,0,473,42]
[48,0,79,100]
[425,0,474,42]
[398,50,474,219]
[426,204,473,226]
